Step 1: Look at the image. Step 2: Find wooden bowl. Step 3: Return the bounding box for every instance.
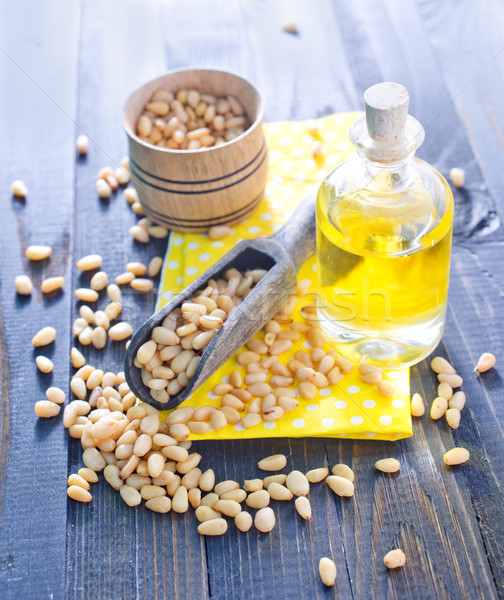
[122,68,268,233]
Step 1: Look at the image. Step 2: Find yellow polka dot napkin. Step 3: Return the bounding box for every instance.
[156,113,412,441]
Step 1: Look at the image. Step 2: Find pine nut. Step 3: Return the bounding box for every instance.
[83,448,106,471]
[213,480,238,496]
[41,276,65,294]
[196,505,221,522]
[67,485,92,503]
[445,408,461,429]
[215,499,242,517]
[108,322,133,341]
[235,511,253,532]
[319,557,337,586]
[254,507,275,532]
[172,486,189,513]
[449,391,466,411]
[295,496,311,520]
[75,288,99,303]
[384,548,406,569]
[431,356,456,374]
[197,518,228,536]
[26,245,52,260]
[375,458,401,473]
[96,179,112,198]
[298,381,317,400]
[286,471,309,496]
[278,396,299,412]
[35,355,54,373]
[76,134,89,154]
[443,447,470,465]
[377,380,396,397]
[201,495,219,511]
[437,382,453,400]
[326,475,355,497]
[267,482,293,501]
[449,167,465,188]
[306,467,329,483]
[410,392,425,417]
[258,454,287,472]
[360,371,382,385]
[209,226,232,240]
[263,474,286,487]
[188,487,202,509]
[241,413,262,429]
[307,328,324,348]
[124,188,138,204]
[32,326,56,347]
[131,278,154,292]
[104,464,123,490]
[437,373,463,388]
[221,489,247,503]
[148,256,163,277]
[169,424,190,440]
[475,352,496,373]
[199,469,215,492]
[247,383,271,397]
[34,400,61,418]
[430,396,448,420]
[143,496,171,513]
[116,272,135,285]
[331,464,354,482]
[107,284,122,303]
[246,490,270,509]
[269,339,293,355]
[14,274,33,295]
[78,468,98,483]
[129,225,150,243]
[77,254,103,271]
[11,179,28,197]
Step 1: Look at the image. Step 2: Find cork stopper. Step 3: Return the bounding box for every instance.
[364,82,409,142]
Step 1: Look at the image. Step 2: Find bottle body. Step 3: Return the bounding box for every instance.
[315,154,454,368]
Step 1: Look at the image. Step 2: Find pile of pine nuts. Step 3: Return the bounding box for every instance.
[132,266,386,434]
[136,88,249,150]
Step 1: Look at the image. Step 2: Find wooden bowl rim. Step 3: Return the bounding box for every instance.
[122,67,265,155]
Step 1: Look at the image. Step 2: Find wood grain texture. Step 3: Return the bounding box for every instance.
[0,0,504,599]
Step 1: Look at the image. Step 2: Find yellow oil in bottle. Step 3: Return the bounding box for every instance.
[316,177,453,367]
[314,82,454,367]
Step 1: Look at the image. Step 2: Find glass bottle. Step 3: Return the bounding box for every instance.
[315,82,454,368]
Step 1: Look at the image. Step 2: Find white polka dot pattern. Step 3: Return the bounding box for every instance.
[155,112,412,442]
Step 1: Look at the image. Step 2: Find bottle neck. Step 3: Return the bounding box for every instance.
[360,154,414,191]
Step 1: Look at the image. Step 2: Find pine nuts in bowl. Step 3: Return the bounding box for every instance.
[122,68,268,233]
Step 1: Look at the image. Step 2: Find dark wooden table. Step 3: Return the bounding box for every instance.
[1,1,504,598]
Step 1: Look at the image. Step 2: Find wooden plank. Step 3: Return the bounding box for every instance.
[66,1,207,598]
[416,0,504,231]
[0,1,80,599]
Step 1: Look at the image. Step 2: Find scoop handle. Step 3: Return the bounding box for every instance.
[271,190,317,271]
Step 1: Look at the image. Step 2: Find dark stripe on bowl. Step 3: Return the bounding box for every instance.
[131,140,266,185]
[144,193,263,229]
[130,145,267,195]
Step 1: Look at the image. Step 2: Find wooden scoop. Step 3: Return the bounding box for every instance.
[124,191,317,410]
